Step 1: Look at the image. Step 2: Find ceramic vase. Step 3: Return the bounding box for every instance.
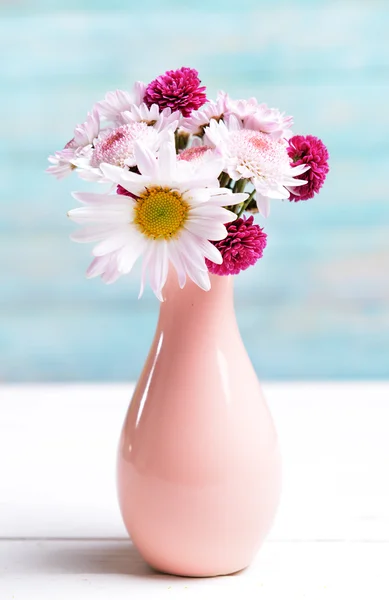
[117,271,281,577]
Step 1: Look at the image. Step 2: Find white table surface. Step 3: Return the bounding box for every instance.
[0,382,388,599]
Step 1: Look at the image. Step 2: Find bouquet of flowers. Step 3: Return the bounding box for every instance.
[47,67,329,300]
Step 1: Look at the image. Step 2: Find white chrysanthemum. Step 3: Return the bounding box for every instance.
[95,82,146,123]
[90,122,160,168]
[46,110,100,180]
[68,136,247,299]
[204,116,309,217]
[119,103,179,132]
[180,91,228,135]
[224,97,293,141]
[78,122,172,183]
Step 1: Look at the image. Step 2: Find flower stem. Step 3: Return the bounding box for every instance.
[232,178,247,194]
[237,189,256,217]
[218,172,231,188]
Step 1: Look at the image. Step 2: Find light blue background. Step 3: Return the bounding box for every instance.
[1,0,388,382]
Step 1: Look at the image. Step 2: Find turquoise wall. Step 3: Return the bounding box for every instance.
[1,0,388,382]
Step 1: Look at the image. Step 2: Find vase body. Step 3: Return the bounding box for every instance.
[117,272,281,577]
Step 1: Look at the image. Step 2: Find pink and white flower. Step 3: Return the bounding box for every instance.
[178,145,221,167]
[46,109,101,180]
[224,96,293,141]
[180,91,228,135]
[204,116,309,216]
[78,110,176,182]
[68,135,247,298]
[119,102,179,132]
[95,82,146,124]
[90,122,160,169]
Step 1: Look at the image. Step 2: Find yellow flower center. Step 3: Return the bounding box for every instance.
[133,187,190,239]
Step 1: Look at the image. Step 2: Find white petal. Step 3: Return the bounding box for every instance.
[70,224,123,243]
[183,188,210,206]
[71,191,131,206]
[181,253,211,291]
[177,230,209,270]
[86,255,110,278]
[101,255,122,284]
[227,114,243,131]
[167,240,187,289]
[116,229,147,273]
[189,205,237,223]
[255,193,271,218]
[185,218,227,241]
[138,241,153,299]
[100,162,151,191]
[67,206,130,224]
[157,137,176,180]
[291,163,311,176]
[147,241,169,301]
[208,190,248,207]
[192,235,223,264]
[134,141,158,178]
[190,157,224,183]
[93,231,132,256]
[284,176,309,187]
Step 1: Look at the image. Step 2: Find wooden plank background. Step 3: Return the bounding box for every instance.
[0,0,388,382]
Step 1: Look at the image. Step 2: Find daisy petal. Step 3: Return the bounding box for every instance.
[93,231,132,256]
[116,235,147,273]
[189,205,237,223]
[70,224,123,243]
[207,191,248,207]
[71,191,130,206]
[147,240,169,301]
[134,141,158,178]
[167,240,187,289]
[185,218,227,241]
[181,253,211,291]
[157,137,176,180]
[67,206,130,224]
[86,255,111,278]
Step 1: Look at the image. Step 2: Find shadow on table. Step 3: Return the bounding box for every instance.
[43,541,178,580]
[41,540,244,582]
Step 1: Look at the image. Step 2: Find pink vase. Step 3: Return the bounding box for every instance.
[117,271,281,577]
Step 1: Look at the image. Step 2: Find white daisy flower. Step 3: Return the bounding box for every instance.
[46,148,79,180]
[95,82,146,124]
[119,103,179,132]
[46,109,101,180]
[68,135,247,299]
[204,116,309,217]
[180,91,229,135]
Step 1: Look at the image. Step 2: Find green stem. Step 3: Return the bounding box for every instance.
[218,172,231,188]
[232,178,247,194]
[237,189,256,217]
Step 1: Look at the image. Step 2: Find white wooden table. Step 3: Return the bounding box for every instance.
[0,383,388,599]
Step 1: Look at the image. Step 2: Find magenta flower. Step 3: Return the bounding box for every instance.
[287,135,329,201]
[143,67,207,117]
[206,216,267,276]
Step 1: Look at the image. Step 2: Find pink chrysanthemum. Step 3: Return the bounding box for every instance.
[287,135,329,201]
[143,67,207,117]
[206,215,267,276]
[178,145,211,162]
[178,144,220,167]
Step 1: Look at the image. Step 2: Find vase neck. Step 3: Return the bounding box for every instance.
[158,270,235,332]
